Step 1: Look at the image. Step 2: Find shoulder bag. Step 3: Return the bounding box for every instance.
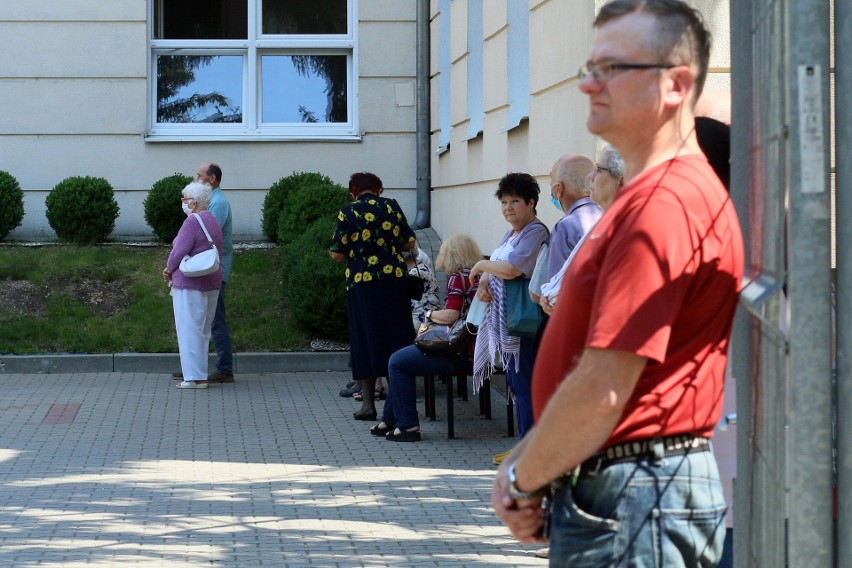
[179,214,220,277]
[505,277,543,337]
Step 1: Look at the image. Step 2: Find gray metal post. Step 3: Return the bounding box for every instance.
[731,0,790,565]
[835,0,852,562]
[412,0,431,229]
[729,0,755,564]
[786,0,834,564]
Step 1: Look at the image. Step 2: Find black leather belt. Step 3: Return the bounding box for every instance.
[577,434,711,477]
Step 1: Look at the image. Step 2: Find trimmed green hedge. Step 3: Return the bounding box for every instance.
[0,170,25,241]
[144,173,193,242]
[262,172,337,242]
[276,180,349,247]
[45,176,119,245]
[281,215,348,340]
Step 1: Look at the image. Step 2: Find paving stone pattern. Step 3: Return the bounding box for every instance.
[0,371,546,567]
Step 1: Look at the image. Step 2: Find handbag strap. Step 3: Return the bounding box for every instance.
[458,271,473,318]
[192,213,215,247]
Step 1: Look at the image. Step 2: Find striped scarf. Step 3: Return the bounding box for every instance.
[472,276,520,394]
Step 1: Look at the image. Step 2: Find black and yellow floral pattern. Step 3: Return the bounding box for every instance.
[329,194,416,290]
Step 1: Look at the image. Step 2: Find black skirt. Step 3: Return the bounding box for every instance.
[347,277,415,381]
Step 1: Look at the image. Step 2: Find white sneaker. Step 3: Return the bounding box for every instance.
[177,381,208,389]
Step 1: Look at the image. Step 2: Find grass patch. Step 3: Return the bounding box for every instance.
[0,244,314,354]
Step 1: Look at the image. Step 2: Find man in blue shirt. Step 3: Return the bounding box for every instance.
[547,154,602,279]
[197,162,234,383]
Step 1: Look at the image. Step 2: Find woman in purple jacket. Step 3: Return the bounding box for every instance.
[162,181,224,389]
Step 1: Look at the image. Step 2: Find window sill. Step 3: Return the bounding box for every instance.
[144,132,363,143]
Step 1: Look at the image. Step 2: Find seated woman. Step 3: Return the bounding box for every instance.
[371,233,482,442]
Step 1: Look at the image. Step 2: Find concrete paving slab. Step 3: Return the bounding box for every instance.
[0,370,542,567]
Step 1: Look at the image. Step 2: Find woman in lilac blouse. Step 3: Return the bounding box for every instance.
[162,181,224,389]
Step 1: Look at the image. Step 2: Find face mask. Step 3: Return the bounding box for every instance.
[182,202,192,216]
[551,194,562,212]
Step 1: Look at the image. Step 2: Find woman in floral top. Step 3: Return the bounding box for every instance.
[329,172,417,420]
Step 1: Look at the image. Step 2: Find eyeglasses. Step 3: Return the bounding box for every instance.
[579,61,675,82]
[594,165,617,178]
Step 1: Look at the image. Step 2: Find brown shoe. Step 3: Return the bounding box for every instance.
[208,371,234,383]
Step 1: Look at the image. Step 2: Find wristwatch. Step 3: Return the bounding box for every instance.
[426,310,433,320]
[507,462,547,500]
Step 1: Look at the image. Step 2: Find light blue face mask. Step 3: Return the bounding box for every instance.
[551,194,562,212]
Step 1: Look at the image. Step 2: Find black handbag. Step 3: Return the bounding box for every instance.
[413,276,474,353]
[414,318,473,354]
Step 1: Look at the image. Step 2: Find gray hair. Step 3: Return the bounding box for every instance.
[597,142,625,182]
[553,155,594,194]
[182,181,212,210]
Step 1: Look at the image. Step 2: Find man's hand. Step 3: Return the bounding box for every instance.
[492,458,547,543]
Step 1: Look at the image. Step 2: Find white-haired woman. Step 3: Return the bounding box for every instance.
[590,142,625,210]
[162,181,224,389]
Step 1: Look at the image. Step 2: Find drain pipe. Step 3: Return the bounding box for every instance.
[412,0,431,229]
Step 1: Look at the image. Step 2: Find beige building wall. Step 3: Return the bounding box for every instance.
[1,1,418,241]
[430,0,731,253]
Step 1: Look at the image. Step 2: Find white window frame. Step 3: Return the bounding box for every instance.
[146,0,360,142]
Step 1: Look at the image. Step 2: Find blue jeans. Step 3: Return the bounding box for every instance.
[212,281,233,374]
[507,335,534,438]
[382,344,470,428]
[548,447,727,567]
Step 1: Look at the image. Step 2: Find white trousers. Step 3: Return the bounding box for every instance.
[172,288,219,381]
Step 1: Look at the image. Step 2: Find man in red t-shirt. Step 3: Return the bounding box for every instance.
[491,1,744,565]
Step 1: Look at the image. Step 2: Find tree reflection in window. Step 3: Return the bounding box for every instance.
[157,56,242,124]
[262,55,347,123]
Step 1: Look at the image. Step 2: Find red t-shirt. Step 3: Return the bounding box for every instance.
[532,156,744,447]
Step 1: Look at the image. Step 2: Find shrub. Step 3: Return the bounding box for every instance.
[276,180,349,247]
[262,172,337,242]
[143,173,193,242]
[281,215,348,340]
[45,176,120,244]
[0,170,25,241]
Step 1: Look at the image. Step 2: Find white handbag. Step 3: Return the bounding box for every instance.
[179,214,220,277]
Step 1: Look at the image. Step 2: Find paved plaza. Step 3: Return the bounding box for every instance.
[0,371,547,567]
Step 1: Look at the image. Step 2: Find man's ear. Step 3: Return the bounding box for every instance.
[663,66,695,108]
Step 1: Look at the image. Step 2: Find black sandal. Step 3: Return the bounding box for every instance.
[370,422,392,436]
[353,407,377,421]
[385,427,421,442]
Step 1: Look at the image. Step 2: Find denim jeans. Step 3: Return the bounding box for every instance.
[506,335,534,438]
[382,344,469,428]
[548,447,727,567]
[211,281,233,374]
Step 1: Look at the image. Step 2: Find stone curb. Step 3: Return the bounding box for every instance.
[0,351,350,375]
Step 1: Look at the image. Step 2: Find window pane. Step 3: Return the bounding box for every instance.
[262,0,348,35]
[261,55,347,123]
[157,55,243,124]
[155,0,247,39]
